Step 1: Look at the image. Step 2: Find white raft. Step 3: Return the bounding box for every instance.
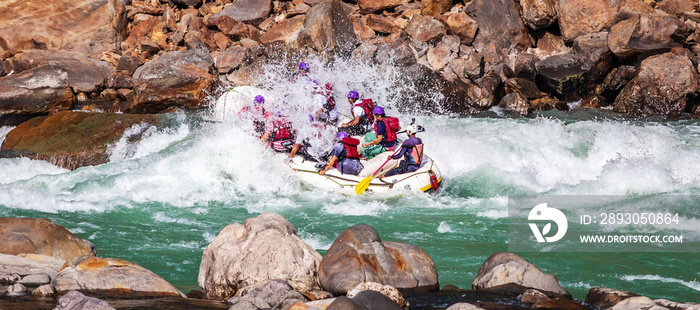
[286,150,442,195]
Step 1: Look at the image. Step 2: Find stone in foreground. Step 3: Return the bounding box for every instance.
[472,252,570,298]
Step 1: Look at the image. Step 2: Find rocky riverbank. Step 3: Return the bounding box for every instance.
[1,214,698,310]
[2,0,700,169]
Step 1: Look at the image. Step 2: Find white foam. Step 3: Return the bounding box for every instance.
[620,274,700,291]
[153,212,197,225]
[299,231,333,250]
[202,232,217,243]
[437,221,453,233]
[321,200,390,216]
[476,209,508,219]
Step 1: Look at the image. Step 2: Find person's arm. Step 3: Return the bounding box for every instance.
[319,156,337,175]
[363,134,383,148]
[260,133,270,142]
[342,116,360,127]
[289,143,301,158]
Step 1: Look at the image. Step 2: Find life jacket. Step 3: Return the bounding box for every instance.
[408,142,424,166]
[322,83,335,111]
[272,118,293,141]
[374,117,399,145]
[340,137,360,160]
[351,99,374,125]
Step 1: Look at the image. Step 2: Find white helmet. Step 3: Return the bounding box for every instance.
[406,124,418,135]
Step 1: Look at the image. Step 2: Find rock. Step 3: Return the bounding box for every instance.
[198,212,322,300]
[530,96,564,111]
[101,89,118,101]
[357,0,407,14]
[533,299,588,309]
[439,12,478,45]
[18,273,51,287]
[556,0,618,41]
[406,14,445,43]
[520,0,557,30]
[505,78,545,99]
[354,17,377,42]
[449,52,484,81]
[421,0,452,17]
[352,43,379,64]
[125,16,166,53]
[0,273,21,284]
[131,50,216,113]
[215,46,248,74]
[179,12,203,33]
[173,0,202,8]
[209,0,272,26]
[522,289,551,304]
[608,14,688,62]
[611,296,668,310]
[657,0,695,15]
[446,303,486,310]
[374,34,416,66]
[0,66,75,125]
[230,279,307,310]
[472,252,570,298]
[53,255,184,297]
[514,53,538,80]
[208,15,250,39]
[317,224,438,295]
[298,0,358,58]
[0,253,65,278]
[535,32,567,55]
[584,287,640,309]
[347,282,408,309]
[0,111,173,170]
[260,15,306,45]
[54,291,116,310]
[465,0,530,57]
[598,65,637,103]
[427,42,457,70]
[351,290,403,310]
[0,218,95,262]
[498,91,529,116]
[465,73,501,109]
[32,284,56,297]
[0,0,126,58]
[365,14,397,34]
[614,52,698,116]
[326,296,367,310]
[302,290,334,301]
[5,283,28,297]
[654,299,700,310]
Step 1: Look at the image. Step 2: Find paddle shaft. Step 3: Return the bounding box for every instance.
[371,146,403,177]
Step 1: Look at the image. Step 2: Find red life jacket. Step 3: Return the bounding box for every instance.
[273,118,293,141]
[340,137,360,160]
[323,83,335,111]
[409,143,424,166]
[374,117,399,144]
[351,99,374,125]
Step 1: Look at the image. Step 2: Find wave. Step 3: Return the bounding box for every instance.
[620,274,700,292]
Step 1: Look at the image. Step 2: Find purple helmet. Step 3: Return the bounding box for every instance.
[299,62,310,70]
[372,106,385,115]
[347,90,359,99]
[336,132,349,139]
[254,95,265,104]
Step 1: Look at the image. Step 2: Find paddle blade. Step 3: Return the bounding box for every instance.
[355,175,373,195]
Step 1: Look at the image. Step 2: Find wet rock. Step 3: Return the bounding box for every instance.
[522,289,550,304]
[347,282,408,309]
[472,252,570,298]
[32,284,56,297]
[0,66,75,125]
[449,51,484,81]
[498,91,529,116]
[0,273,21,284]
[406,14,445,43]
[614,52,698,116]
[439,12,478,45]
[260,15,306,45]
[229,279,307,310]
[0,0,126,58]
[0,111,172,170]
[520,0,557,30]
[466,72,501,109]
[374,34,416,66]
[446,303,486,310]
[215,46,248,74]
[326,296,367,310]
[354,17,377,42]
[505,78,545,99]
[533,299,588,309]
[0,218,95,262]
[18,273,51,287]
[427,37,458,70]
[466,0,530,56]
[598,65,636,102]
[531,96,565,111]
[298,0,358,58]
[514,53,538,80]
[351,290,403,310]
[585,287,639,309]
[209,0,271,26]
[318,224,438,295]
[199,213,322,300]
[421,0,452,17]
[54,291,116,310]
[357,0,407,14]
[352,43,379,64]
[53,255,184,297]
[131,50,216,113]
[4,283,28,297]
[611,296,668,310]
[0,253,65,279]
[608,14,688,62]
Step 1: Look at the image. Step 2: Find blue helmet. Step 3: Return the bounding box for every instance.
[372,106,385,115]
[336,132,349,139]
[347,90,359,99]
[254,95,264,104]
[299,62,310,70]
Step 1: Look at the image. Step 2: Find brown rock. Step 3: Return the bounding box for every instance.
[466,0,530,55]
[215,46,248,74]
[179,12,203,33]
[357,0,407,14]
[298,0,358,57]
[209,15,250,38]
[585,287,639,309]
[440,12,478,45]
[608,14,688,61]
[117,51,145,75]
[209,0,272,26]
[0,66,75,125]
[173,0,203,8]
[556,0,651,41]
[505,78,545,99]
[125,16,166,53]
[131,50,217,113]
[535,32,567,55]
[499,91,530,116]
[449,52,484,81]
[427,37,459,70]
[106,72,134,89]
[354,17,377,42]
[520,0,557,30]
[53,256,184,297]
[657,0,695,15]
[346,282,409,308]
[530,96,563,111]
[352,43,379,64]
[366,14,398,34]
[259,15,306,45]
[318,224,438,295]
[101,89,118,101]
[522,289,551,304]
[533,299,587,309]
[446,303,486,310]
[53,291,115,310]
[514,53,538,80]
[406,14,446,43]
[374,34,417,65]
[0,111,173,170]
[0,218,95,262]
[614,52,699,116]
[0,0,126,58]
[421,0,452,17]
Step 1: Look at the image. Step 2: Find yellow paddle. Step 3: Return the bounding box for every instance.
[355,148,401,195]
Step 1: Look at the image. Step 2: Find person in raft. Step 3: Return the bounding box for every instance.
[384,124,424,177]
[238,95,270,138]
[338,90,374,136]
[313,83,338,126]
[362,106,400,152]
[318,132,363,176]
[260,110,295,152]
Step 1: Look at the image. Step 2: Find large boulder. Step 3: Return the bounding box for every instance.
[54,291,116,310]
[556,0,651,41]
[52,255,184,297]
[346,282,408,309]
[298,0,358,58]
[421,0,452,17]
[357,0,407,14]
[608,14,688,61]
[0,0,127,58]
[373,34,416,66]
[472,252,570,298]
[585,287,639,309]
[520,0,557,30]
[0,111,173,170]
[227,279,306,310]
[259,15,306,45]
[208,0,272,26]
[318,224,438,295]
[614,51,699,116]
[439,12,478,45]
[405,14,445,43]
[198,212,322,301]
[0,253,65,278]
[0,218,95,262]
[0,66,75,126]
[131,50,217,113]
[657,0,696,15]
[465,0,530,60]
